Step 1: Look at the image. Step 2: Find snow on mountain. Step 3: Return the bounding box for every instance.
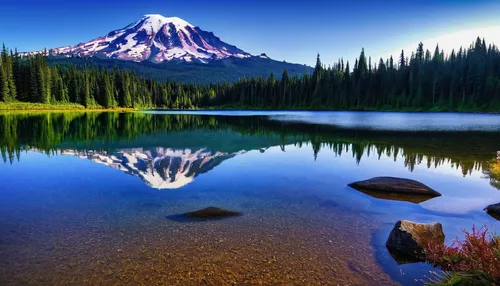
[24,14,252,64]
[60,147,245,189]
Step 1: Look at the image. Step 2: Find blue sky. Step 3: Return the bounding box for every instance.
[1,0,499,66]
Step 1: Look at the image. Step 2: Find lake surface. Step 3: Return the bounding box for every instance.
[1,111,499,285]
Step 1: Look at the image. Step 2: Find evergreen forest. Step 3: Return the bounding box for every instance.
[1,37,500,111]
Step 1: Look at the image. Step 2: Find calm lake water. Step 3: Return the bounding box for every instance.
[1,111,499,285]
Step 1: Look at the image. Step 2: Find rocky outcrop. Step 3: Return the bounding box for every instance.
[386,220,445,261]
[485,203,500,220]
[348,177,442,199]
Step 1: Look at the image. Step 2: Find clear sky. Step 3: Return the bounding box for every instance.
[1,0,499,66]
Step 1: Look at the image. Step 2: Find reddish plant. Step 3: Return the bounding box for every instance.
[426,226,500,284]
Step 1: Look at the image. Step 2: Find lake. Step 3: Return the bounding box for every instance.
[0,111,499,285]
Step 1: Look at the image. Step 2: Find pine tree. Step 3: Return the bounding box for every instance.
[0,58,8,102]
[399,50,406,68]
[416,42,424,63]
[1,44,16,101]
[280,69,289,107]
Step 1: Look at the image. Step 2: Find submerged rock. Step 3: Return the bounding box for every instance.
[185,207,242,219]
[348,177,442,199]
[167,207,242,222]
[485,203,500,220]
[350,188,437,204]
[386,220,445,261]
[388,249,420,265]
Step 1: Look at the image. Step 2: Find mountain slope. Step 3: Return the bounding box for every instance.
[47,56,312,83]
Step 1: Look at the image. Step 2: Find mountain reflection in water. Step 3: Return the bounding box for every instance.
[61,148,242,189]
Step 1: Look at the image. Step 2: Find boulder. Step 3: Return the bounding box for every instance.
[485,203,500,220]
[386,220,445,261]
[348,177,442,199]
[167,206,242,222]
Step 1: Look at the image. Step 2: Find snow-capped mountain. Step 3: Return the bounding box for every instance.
[60,147,245,189]
[24,14,252,63]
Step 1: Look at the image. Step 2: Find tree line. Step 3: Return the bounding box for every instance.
[226,37,500,110]
[1,37,500,110]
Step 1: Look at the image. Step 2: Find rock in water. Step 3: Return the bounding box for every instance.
[348,177,442,197]
[184,207,242,219]
[167,207,242,222]
[386,220,445,261]
[485,203,500,220]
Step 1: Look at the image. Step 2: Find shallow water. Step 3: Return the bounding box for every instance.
[0,111,499,285]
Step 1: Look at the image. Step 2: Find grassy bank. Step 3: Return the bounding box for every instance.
[0,102,137,112]
[426,226,500,285]
[1,101,497,114]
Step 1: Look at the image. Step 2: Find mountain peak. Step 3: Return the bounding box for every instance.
[23,14,252,63]
[140,14,194,30]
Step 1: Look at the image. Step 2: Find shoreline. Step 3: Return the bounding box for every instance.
[146,107,500,115]
[1,102,499,114]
